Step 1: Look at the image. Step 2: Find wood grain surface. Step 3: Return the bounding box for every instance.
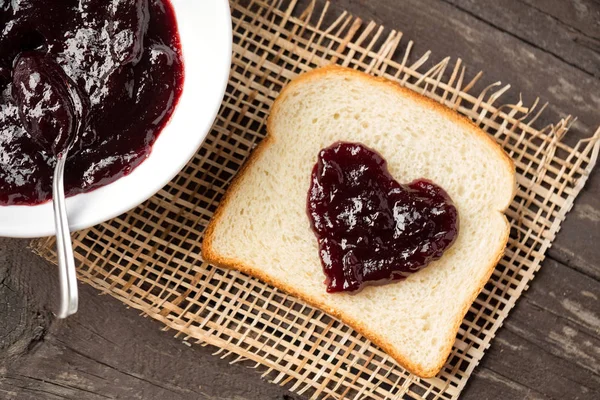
[1,0,599,399]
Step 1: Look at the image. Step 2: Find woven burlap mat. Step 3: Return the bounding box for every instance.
[32,1,600,399]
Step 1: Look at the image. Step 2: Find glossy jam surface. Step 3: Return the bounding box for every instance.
[307,142,459,293]
[12,52,88,156]
[0,0,184,205]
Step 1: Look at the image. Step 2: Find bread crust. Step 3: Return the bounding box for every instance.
[202,65,516,378]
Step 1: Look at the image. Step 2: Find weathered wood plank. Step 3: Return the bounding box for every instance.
[443,0,600,78]
[0,240,54,365]
[0,239,299,400]
[464,258,600,400]
[517,0,600,41]
[522,260,600,339]
[464,366,553,400]
[549,171,600,281]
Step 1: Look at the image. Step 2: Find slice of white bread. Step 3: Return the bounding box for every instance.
[202,66,516,377]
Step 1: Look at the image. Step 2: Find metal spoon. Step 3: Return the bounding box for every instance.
[53,149,78,318]
[12,52,89,318]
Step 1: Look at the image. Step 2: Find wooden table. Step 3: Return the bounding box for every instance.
[1,1,599,399]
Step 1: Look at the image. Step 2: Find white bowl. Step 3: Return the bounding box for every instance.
[0,0,232,238]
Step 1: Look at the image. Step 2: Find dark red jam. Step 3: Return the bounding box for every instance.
[0,0,184,205]
[307,142,459,293]
[12,52,89,156]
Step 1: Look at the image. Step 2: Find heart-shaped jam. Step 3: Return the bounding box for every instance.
[307,142,459,293]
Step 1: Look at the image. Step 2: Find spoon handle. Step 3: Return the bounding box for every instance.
[53,151,78,318]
